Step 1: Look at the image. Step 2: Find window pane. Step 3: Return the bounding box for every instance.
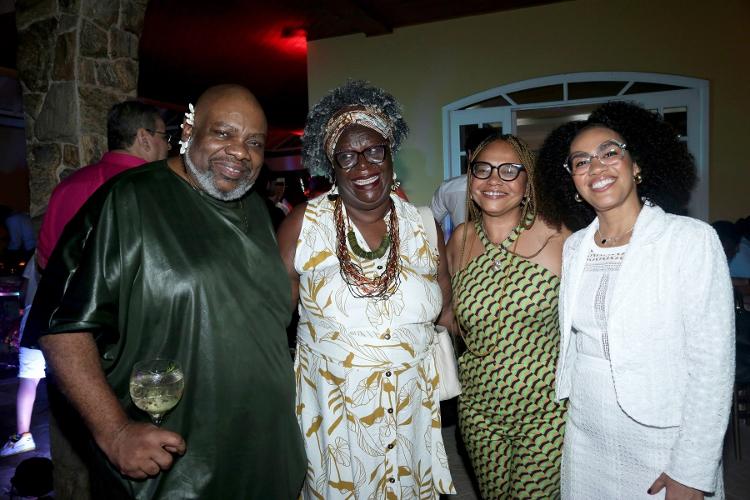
[568,81,629,99]
[663,106,687,137]
[624,82,687,94]
[507,84,563,104]
[459,124,479,152]
[463,95,510,109]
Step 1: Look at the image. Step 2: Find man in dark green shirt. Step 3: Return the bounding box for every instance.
[25,85,306,499]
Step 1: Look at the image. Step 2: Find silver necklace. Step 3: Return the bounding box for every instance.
[595,224,634,245]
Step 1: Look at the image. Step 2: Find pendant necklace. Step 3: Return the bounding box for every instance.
[596,224,635,246]
[484,223,523,272]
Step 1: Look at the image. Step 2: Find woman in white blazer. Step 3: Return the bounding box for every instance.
[535,102,734,500]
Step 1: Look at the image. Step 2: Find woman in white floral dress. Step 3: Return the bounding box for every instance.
[278,81,455,499]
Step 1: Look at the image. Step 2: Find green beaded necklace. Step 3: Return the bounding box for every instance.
[347,229,391,260]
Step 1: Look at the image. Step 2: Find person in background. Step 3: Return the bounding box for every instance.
[278,80,454,499]
[269,177,293,215]
[447,132,569,498]
[256,165,287,231]
[0,206,35,263]
[730,217,750,279]
[0,101,169,461]
[0,253,42,458]
[538,101,733,499]
[730,217,750,310]
[36,100,170,270]
[712,220,741,263]
[24,85,305,498]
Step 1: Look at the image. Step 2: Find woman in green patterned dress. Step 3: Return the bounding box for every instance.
[446,133,569,499]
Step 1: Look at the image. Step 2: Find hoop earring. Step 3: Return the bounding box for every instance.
[634,173,643,184]
[574,193,583,203]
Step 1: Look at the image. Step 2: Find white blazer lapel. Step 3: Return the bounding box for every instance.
[556,220,598,399]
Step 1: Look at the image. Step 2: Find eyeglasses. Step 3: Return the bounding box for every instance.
[470,161,525,181]
[334,144,388,170]
[147,129,172,146]
[564,140,627,175]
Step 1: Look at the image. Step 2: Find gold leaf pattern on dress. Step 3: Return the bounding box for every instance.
[294,195,454,499]
[306,415,323,438]
[303,249,334,270]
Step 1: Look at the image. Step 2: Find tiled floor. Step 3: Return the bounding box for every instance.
[0,373,746,499]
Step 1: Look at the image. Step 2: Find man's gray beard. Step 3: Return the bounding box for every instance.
[183,139,254,201]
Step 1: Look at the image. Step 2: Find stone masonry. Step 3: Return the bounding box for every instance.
[15,0,148,217]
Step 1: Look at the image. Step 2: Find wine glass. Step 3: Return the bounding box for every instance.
[129,359,184,425]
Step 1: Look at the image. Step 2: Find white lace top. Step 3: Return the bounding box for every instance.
[571,244,627,360]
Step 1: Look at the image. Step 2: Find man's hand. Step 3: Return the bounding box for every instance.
[99,421,186,479]
[648,472,704,500]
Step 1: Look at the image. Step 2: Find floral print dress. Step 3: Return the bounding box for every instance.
[294,193,455,499]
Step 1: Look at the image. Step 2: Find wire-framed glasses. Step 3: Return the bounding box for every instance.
[334,144,388,170]
[147,129,172,146]
[470,161,525,181]
[564,140,627,175]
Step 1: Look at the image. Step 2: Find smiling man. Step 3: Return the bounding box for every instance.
[24,85,306,499]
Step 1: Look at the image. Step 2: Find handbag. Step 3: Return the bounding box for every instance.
[417,206,462,401]
[433,325,462,400]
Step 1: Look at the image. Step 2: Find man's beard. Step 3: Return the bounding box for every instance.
[183,139,255,201]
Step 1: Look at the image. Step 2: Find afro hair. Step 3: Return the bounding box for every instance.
[536,101,697,232]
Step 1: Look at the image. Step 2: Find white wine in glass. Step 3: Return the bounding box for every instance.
[129,359,184,425]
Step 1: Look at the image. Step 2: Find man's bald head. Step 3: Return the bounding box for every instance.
[193,84,266,129]
[179,84,268,201]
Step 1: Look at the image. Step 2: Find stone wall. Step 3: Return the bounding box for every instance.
[15,0,148,217]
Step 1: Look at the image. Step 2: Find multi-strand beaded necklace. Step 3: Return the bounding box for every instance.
[333,197,401,300]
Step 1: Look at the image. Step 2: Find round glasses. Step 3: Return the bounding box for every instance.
[334,144,388,170]
[470,161,525,181]
[564,140,627,175]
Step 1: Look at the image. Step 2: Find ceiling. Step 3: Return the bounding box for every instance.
[3,0,566,149]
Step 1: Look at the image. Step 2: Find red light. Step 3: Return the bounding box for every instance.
[260,24,307,57]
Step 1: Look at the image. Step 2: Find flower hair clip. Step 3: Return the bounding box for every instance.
[178,103,195,155]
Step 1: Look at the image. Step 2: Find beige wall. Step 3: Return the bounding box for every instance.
[307,0,749,221]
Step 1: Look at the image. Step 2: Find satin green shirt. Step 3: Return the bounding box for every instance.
[29,161,305,499]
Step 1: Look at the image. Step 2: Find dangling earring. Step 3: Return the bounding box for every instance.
[327,182,339,201]
[574,193,583,203]
[634,173,643,184]
[391,171,400,192]
[179,136,191,155]
[178,103,196,155]
[520,196,527,207]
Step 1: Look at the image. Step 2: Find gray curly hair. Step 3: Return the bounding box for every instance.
[302,80,409,178]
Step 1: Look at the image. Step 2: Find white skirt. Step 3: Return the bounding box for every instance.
[560,352,724,500]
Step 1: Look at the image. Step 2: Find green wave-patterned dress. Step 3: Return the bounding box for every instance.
[453,221,566,499]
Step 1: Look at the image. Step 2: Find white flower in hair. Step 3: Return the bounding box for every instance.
[178,103,195,154]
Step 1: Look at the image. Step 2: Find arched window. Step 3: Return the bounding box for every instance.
[442,73,709,219]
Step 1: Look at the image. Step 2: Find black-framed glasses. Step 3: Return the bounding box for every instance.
[334,144,389,170]
[470,161,525,181]
[146,129,172,146]
[564,140,627,175]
